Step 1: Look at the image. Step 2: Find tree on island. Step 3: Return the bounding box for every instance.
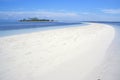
[19,17,55,22]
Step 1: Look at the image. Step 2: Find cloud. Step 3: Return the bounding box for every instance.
[102,9,120,14]
[0,10,120,21]
[0,11,80,21]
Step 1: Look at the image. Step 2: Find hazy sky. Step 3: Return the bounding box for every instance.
[0,0,120,21]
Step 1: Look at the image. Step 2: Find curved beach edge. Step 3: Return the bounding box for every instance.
[0,23,115,80]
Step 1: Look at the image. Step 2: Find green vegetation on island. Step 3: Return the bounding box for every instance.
[19,17,54,22]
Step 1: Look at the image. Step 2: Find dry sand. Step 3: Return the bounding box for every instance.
[0,23,115,80]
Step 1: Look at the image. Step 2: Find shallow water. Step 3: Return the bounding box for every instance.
[0,21,83,37]
[0,21,82,30]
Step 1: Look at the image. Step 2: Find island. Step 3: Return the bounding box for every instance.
[19,17,55,22]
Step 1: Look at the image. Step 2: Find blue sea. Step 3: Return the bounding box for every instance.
[0,21,83,37]
[0,21,120,37]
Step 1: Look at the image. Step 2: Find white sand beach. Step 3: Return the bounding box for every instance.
[0,23,115,80]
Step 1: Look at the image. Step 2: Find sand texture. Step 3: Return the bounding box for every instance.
[0,23,115,80]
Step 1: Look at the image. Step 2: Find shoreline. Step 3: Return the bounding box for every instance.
[0,23,84,37]
[0,23,115,80]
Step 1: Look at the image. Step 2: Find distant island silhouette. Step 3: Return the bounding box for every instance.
[19,17,55,22]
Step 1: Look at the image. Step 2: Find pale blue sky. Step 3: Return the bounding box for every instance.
[0,0,120,21]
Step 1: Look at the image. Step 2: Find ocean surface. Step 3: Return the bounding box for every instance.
[0,21,82,37]
[0,21,120,37]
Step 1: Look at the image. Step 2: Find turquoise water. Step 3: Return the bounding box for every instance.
[0,21,83,37]
[0,21,82,30]
[0,21,120,37]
